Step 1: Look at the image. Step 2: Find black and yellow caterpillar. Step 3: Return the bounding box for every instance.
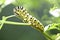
[13,6,44,31]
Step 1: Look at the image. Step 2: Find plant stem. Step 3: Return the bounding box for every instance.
[0,20,31,26]
[43,32,53,40]
[0,15,31,30]
[39,30,53,40]
[6,15,16,19]
[0,16,7,29]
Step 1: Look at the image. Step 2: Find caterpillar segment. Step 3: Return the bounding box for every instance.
[13,6,44,31]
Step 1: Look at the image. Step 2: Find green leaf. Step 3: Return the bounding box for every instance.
[44,23,60,32]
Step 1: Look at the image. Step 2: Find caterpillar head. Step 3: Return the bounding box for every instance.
[13,6,28,19]
[13,6,27,16]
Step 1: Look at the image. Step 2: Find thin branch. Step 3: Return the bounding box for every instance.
[43,32,53,40]
[38,30,53,40]
[0,20,31,26]
[6,15,16,19]
[0,15,31,30]
[0,16,7,29]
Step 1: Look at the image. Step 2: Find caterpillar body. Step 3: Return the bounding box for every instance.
[13,6,44,31]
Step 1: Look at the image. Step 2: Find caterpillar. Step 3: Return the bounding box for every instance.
[13,6,44,31]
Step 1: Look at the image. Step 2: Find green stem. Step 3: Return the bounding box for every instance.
[0,16,7,29]
[39,30,53,40]
[0,15,16,29]
[6,15,16,19]
[0,20,31,26]
[43,32,53,40]
[0,15,31,30]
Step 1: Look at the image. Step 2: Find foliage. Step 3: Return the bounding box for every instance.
[0,0,60,40]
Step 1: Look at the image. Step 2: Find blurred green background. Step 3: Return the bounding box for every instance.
[0,0,60,40]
